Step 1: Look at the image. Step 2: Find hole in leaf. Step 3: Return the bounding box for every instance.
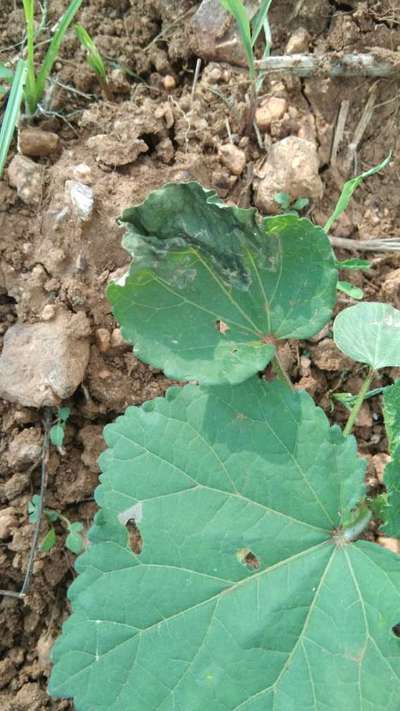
[392,623,400,638]
[118,504,143,554]
[126,520,142,554]
[236,548,260,570]
[216,319,230,335]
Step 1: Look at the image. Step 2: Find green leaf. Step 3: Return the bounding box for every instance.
[108,182,337,385]
[0,64,14,82]
[41,527,57,552]
[65,531,85,555]
[273,191,290,209]
[251,0,273,46]
[49,379,400,709]
[333,302,400,369]
[383,381,400,536]
[50,422,65,448]
[336,258,371,271]
[292,197,309,211]
[58,406,71,422]
[28,494,41,523]
[336,280,364,300]
[75,23,107,81]
[384,380,400,454]
[32,0,83,112]
[68,521,84,533]
[0,59,26,178]
[324,154,391,233]
[219,0,255,78]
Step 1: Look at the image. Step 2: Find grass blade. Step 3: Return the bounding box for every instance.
[75,23,107,81]
[219,0,255,78]
[22,0,37,114]
[35,0,83,107]
[0,64,14,82]
[0,59,27,178]
[251,0,273,46]
[324,154,391,233]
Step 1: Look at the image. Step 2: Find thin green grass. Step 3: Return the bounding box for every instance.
[0,59,27,178]
[22,0,83,115]
[75,23,112,100]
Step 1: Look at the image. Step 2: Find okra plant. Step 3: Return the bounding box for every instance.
[49,182,400,710]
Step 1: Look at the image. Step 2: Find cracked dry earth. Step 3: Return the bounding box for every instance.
[1,0,400,708]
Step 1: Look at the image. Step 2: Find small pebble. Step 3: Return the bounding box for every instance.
[41,304,56,321]
[285,27,311,55]
[255,97,287,131]
[18,128,60,158]
[110,328,126,348]
[96,328,111,353]
[162,75,176,91]
[219,144,246,176]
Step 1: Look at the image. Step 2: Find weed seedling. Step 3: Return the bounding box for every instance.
[28,495,85,555]
[75,24,113,100]
[273,191,309,214]
[219,0,272,132]
[49,406,71,455]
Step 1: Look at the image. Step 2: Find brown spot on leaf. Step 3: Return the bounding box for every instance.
[236,547,260,570]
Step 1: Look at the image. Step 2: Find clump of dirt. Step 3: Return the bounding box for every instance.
[1,0,400,708]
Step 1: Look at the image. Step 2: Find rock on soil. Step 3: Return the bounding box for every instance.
[7,428,43,469]
[18,128,60,158]
[255,136,323,214]
[219,144,246,175]
[7,155,43,206]
[255,97,288,131]
[87,134,148,167]
[190,0,249,66]
[0,310,90,407]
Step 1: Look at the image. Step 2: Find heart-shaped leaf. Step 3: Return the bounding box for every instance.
[49,379,400,710]
[334,302,400,369]
[383,381,400,537]
[108,182,337,384]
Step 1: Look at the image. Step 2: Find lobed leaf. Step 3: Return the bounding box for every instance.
[333,302,400,369]
[108,182,337,385]
[383,381,400,537]
[50,379,400,710]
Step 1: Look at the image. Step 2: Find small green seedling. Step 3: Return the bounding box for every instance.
[49,181,400,710]
[22,0,83,115]
[28,495,85,555]
[75,23,112,100]
[219,0,272,129]
[49,406,71,454]
[274,191,310,214]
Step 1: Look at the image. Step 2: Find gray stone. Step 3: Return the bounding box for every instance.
[255,136,323,214]
[7,428,43,469]
[190,0,258,67]
[7,154,43,206]
[0,310,90,407]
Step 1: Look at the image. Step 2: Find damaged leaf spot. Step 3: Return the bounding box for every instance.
[392,623,400,638]
[118,503,143,554]
[216,319,230,335]
[236,547,260,570]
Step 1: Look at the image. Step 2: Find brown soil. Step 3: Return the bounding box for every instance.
[0,1,400,708]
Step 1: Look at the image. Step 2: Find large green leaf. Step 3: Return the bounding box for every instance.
[49,379,400,710]
[333,302,400,369]
[383,381,400,537]
[108,182,337,384]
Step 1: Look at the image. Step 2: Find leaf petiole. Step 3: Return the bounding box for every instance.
[343,367,375,437]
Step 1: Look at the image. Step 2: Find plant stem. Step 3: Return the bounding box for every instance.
[343,367,375,437]
[339,506,373,543]
[271,353,294,391]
